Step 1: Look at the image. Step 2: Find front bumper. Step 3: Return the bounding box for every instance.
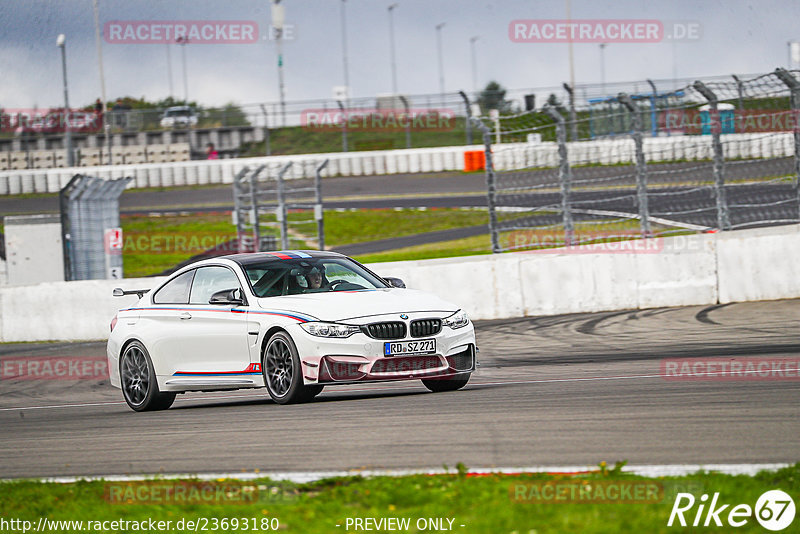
[318,344,476,384]
[290,322,476,385]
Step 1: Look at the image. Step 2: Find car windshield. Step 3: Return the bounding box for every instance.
[243,257,388,298]
[166,108,192,117]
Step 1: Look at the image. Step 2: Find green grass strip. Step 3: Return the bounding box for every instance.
[1,463,797,533]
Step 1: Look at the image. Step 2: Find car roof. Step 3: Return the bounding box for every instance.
[220,250,347,266]
[163,251,349,281]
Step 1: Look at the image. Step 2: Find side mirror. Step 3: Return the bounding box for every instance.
[209,288,245,306]
[384,277,406,289]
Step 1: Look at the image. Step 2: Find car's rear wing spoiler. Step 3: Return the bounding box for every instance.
[113,288,150,299]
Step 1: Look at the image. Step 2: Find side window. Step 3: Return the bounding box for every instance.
[153,270,195,304]
[189,266,241,304]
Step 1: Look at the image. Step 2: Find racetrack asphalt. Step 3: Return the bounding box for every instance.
[2,164,796,255]
[0,159,792,217]
[0,299,797,479]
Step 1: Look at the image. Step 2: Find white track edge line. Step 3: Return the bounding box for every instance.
[7,464,792,485]
[0,369,793,412]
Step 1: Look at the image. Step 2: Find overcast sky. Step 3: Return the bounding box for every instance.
[1,0,798,109]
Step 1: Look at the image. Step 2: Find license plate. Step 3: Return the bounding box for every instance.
[384,339,436,356]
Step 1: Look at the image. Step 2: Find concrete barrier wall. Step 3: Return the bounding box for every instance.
[0,145,484,195]
[373,232,720,319]
[0,277,166,343]
[716,224,800,303]
[0,132,794,195]
[1,224,797,342]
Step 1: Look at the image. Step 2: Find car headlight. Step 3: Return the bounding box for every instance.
[300,322,361,338]
[442,310,469,329]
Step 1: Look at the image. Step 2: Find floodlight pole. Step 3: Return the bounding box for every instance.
[57,34,75,168]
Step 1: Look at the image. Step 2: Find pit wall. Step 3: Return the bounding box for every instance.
[0,224,798,342]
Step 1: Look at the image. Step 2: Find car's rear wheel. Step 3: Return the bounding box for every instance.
[120,341,176,412]
[263,332,319,404]
[421,372,471,393]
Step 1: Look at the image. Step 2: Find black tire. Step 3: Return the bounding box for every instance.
[262,332,318,404]
[421,372,471,393]
[120,341,176,412]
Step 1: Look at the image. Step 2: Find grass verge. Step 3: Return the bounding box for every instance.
[354,234,492,264]
[120,209,491,277]
[120,210,693,275]
[353,219,687,264]
[1,464,796,533]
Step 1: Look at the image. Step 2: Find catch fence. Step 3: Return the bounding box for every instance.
[476,68,800,253]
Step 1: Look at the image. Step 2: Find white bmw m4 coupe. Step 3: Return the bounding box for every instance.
[108,251,477,411]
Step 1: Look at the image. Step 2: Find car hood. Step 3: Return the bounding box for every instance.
[255,288,460,322]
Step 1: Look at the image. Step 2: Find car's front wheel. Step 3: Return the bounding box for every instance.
[422,372,471,393]
[263,332,320,404]
[120,341,176,412]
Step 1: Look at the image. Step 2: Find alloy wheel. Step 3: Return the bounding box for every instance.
[121,345,150,406]
[265,338,294,397]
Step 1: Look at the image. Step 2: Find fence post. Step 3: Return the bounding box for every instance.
[619,93,651,238]
[315,159,328,250]
[259,105,271,156]
[544,106,574,246]
[470,117,500,253]
[459,91,473,145]
[731,75,745,111]
[693,81,730,230]
[399,95,412,149]
[59,174,82,281]
[232,166,249,252]
[276,162,293,250]
[774,68,800,219]
[247,166,262,252]
[563,83,578,142]
[336,100,348,152]
[646,79,658,137]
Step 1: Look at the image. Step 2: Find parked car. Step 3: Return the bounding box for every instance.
[108,251,477,411]
[159,106,198,128]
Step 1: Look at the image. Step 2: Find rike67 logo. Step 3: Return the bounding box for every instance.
[668,490,795,530]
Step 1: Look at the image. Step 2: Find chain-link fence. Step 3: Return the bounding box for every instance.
[477,69,800,253]
[59,174,131,280]
[6,73,779,165]
[233,160,326,253]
